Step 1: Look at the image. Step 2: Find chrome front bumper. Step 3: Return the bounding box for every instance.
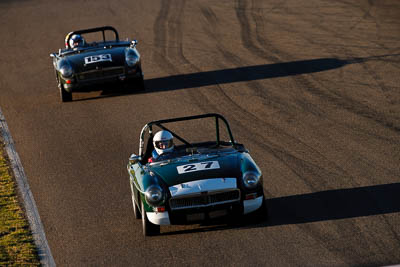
[146,178,264,225]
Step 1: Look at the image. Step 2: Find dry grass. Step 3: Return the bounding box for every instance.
[0,142,40,266]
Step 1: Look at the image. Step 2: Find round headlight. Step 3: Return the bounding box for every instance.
[60,65,73,77]
[126,55,139,67]
[145,185,164,206]
[242,171,260,189]
[125,49,140,67]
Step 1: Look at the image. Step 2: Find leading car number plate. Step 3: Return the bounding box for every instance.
[84,54,112,65]
[177,161,220,174]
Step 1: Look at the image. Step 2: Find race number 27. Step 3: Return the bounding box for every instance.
[177,161,220,174]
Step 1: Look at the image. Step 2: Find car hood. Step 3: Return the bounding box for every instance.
[64,47,126,72]
[148,152,241,187]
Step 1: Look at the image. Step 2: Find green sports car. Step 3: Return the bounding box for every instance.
[127,114,266,236]
[50,26,144,102]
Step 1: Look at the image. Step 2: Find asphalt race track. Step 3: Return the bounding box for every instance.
[1,0,400,265]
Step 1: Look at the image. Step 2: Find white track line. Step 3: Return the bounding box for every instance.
[0,107,55,267]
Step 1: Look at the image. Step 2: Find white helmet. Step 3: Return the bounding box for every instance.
[153,130,174,155]
[69,34,85,48]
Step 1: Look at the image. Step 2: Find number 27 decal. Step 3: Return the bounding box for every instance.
[177,161,220,174]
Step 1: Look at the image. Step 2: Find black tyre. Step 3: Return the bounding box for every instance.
[253,197,268,222]
[227,204,243,226]
[136,76,145,91]
[60,84,72,102]
[125,77,144,93]
[132,195,141,219]
[141,201,160,237]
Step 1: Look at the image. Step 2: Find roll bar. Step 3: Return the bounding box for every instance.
[65,26,119,49]
[138,113,236,157]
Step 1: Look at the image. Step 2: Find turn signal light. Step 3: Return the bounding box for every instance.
[156,207,165,212]
[245,193,257,200]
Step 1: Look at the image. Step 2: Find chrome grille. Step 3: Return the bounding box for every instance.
[169,189,240,210]
[77,67,124,81]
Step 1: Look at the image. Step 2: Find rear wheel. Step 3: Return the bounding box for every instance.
[141,201,160,237]
[60,84,72,102]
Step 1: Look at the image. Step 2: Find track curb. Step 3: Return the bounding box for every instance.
[0,107,56,267]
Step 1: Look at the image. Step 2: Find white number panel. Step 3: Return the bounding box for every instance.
[84,54,112,65]
[177,161,220,174]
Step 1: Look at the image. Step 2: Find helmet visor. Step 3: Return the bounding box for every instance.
[155,140,173,150]
[74,39,82,46]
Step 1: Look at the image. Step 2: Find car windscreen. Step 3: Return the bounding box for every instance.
[153,116,232,147]
[81,31,117,44]
[149,144,237,163]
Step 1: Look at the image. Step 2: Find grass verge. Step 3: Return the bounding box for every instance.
[0,141,40,265]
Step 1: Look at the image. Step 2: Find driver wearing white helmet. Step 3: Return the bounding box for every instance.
[68,34,85,49]
[148,130,174,163]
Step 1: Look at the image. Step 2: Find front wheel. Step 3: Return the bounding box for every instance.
[132,195,141,219]
[141,201,160,237]
[253,197,268,222]
[125,77,145,93]
[136,76,145,91]
[59,84,72,102]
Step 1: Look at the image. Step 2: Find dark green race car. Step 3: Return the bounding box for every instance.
[127,113,266,236]
[50,26,144,102]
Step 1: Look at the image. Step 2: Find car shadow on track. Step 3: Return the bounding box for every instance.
[160,182,400,236]
[145,57,350,92]
[70,57,354,102]
[266,182,400,226]
[72,54,399,102]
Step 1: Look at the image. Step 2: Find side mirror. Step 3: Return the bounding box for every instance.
[129,153,141,164]
[130,40,138,48]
